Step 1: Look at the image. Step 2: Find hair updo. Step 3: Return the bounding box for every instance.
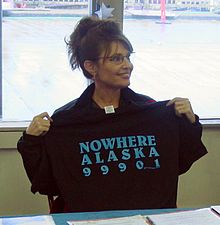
[65,16,133,79]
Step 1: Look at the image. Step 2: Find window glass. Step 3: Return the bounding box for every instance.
[1,0,220,122]
[123,0,220,119]
[2,0,89,121]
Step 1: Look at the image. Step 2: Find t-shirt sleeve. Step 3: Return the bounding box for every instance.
[178,115,208,174]
[17,132,60,195]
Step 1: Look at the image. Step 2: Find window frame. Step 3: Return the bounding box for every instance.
[0,3,2,119]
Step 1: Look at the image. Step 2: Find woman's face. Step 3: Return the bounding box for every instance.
[93,41,133,90]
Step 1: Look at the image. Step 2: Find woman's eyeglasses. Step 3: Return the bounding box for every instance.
[93,52,135,65]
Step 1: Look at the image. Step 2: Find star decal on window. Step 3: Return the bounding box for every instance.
[94,2,115,19]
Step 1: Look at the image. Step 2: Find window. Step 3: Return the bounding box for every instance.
[123,0,220,121]
[1,0,220,123]
[2,0,89,121]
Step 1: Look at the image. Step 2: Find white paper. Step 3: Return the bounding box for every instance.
[146,208,220,225]
[67,215,147,225]
[0,215,55,225]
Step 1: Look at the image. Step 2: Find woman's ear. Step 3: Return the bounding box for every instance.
[84,60,97,78]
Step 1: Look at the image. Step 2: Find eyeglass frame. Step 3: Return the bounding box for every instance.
[91,52,135,65]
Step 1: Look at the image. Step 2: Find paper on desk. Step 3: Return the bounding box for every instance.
[67,215,148,225]
[146,208,220,225]
[211,205,220,215]
[0,215,55,225]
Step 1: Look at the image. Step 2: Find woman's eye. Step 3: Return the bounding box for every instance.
[111,55,121,62]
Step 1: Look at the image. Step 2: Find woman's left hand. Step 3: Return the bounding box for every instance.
[166,97,196,123]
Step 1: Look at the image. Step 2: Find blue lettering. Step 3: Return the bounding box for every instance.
[136,160,144,170]
[128,136,137,147]
[79,142,90,153]
[83,167,91,176]
[121,149,131,160]
[118,163,126,172]
[149,147,160,157]
[154,159,160,168]
[100,138,115,150]
[107,150,118,162]
[134,147,145,159]
[81,154,92,165]
[90,140,102,152]
[116,136,128,148]
[137,135,148,146]
[95,152,104,164]
[148,136,156,146]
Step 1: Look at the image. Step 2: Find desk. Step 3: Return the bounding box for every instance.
[52,208,183,225]
[0,208,188,225]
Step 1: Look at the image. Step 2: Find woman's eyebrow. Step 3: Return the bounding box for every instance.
[109,51,131,56]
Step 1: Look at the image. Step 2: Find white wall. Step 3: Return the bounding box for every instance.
[0,148,49,216]
[177,127,220,208]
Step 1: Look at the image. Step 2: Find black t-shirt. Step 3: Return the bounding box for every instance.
[44,100,207,212]
[17,84,207,212]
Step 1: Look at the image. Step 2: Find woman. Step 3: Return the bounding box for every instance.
[17,16,207,213]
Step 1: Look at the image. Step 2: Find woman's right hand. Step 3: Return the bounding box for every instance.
[26,112,53,136]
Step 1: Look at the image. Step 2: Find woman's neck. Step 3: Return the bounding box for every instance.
[92,87,121,109]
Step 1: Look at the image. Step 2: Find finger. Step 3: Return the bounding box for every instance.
[175,110,182,117]
[35,112,53,122]
[37,124,51,132]
[166,99,175,106]
[166,97,188,106]
[44,113,53,122]
[35,119,51,130]
[38,118,51,125]
[39,125,50,132]
[174,104,190,114]
[174,105,195,123]
[26,124,49,136]
[32,118,50,127]
[30,122,50,135]
[166,97,181,106]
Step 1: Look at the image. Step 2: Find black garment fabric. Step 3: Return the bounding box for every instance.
[17,84,207,212]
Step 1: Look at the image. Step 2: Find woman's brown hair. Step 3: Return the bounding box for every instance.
[65,16,133,79]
